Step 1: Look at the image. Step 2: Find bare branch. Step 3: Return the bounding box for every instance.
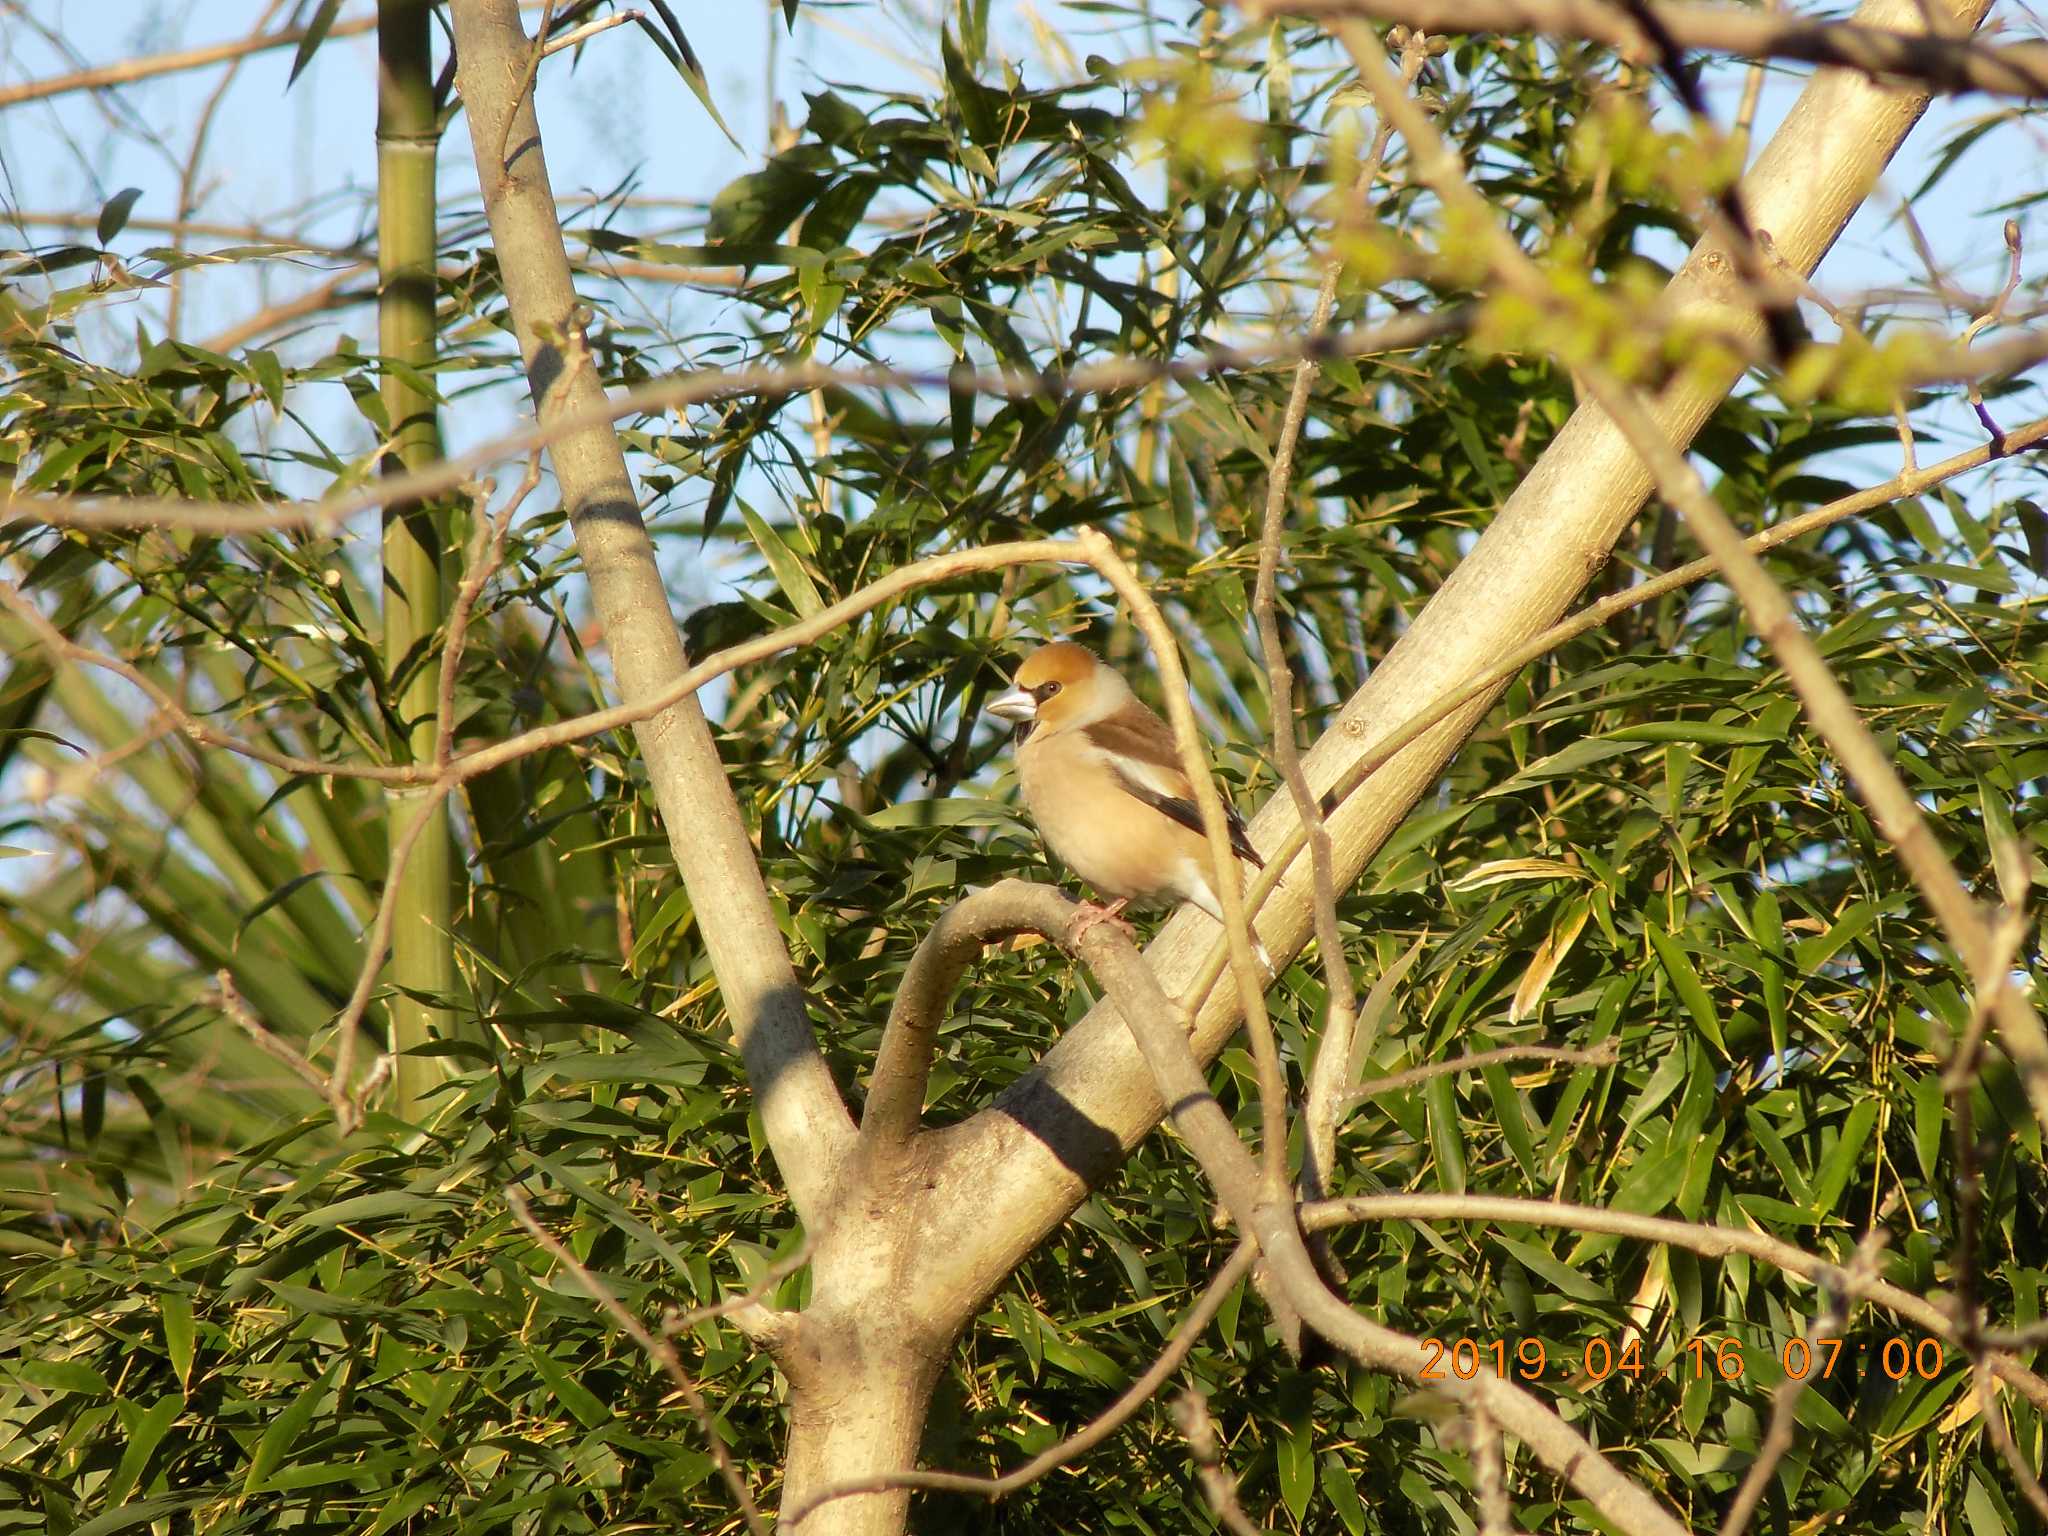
[434,460,543,770]
[199,268,373,355]
[861,891,1050,1155]
[1251,0,2048,99]
[164,0,290,339]
[1978,1363,2048,1523]
[1717,1229,1886,1536]
[2,208,363,256]
[328,782,447,1132]
[1193,408,2048,1044]
[215,970,331,1099]
[451,0,857,1225]
[540,9,641,56]
[1317,4,2048,1149]
[1298,1194,2048,1415]
[1963,218,2025,445]
[0,11,380,109]
[1173,1389,1264,1536]
[782,1238,1257,1525]
[0,0,555,108]
[1079,530,1288,1200]
[0,580,418,786]
[1258,26,1431,1258]
[1079,891,1696,1536]
[3,315,1461,535]
[664,1240,813,1353]
[1342,1040,1620,1104]
[505,1188,769,1536]
[1469,1406,1512,1536]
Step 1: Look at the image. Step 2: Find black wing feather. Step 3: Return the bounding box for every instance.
[1107,764,1264,869]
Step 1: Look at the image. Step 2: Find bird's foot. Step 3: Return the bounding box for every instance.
[1069,898,1135,946]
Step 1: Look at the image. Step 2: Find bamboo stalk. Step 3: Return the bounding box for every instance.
[376,0,452,1127]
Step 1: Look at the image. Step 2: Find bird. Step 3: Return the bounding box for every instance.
[985,640,1271,969]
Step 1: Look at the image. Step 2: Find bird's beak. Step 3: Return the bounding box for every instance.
[985,687,1036,723]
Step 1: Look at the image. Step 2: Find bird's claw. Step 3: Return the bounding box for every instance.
[1069,898,1135,947]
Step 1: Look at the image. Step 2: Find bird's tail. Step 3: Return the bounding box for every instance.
[1184,883,1275,973]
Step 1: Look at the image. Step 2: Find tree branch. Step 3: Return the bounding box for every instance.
[781,1238,1257,1525]
[450,0,854,1222]
[925,0,2004,1418]
[1251,0,2048,99]
[1298,1194,2048,1414]
[860,892,1053,1155]
[3,315,1462,535]
[506,1187,769,1536]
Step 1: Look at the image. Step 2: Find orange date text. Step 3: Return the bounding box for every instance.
[1416,1335,1948,1384]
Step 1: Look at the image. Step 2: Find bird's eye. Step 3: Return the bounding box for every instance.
[1035,681,1062,700]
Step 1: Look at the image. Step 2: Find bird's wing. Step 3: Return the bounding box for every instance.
[1084,704,1264,869]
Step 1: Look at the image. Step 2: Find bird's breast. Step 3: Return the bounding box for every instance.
[1017,730,1201,904]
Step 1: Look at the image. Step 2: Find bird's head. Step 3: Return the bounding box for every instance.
[985,640,1126,737]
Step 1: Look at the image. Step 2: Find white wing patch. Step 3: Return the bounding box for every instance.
[1084,741,1187,802]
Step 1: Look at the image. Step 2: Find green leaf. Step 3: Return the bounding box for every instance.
[527,1345,610,1429]
[15,1360,111,1395]
[1320,1451,1366,1536]
[1423,1073,1466,1195]
[102,1395,180,1508]
[1810,1098,1879,1215]
[1277,1401,1315,1523]
[159,1292,194,1391]
[1481,1063,1541,1185]
[738,500,825,619]
[242,1361,334,1494]
[942,27,1000,147]
[95,188,143,246]
[1912,1071,1946,1184]
[66,1495,199,1536]
[638,2,742,150]
[287,0,345,87]
[1493,1233,1606,1303]
[1647,925,1724,1053]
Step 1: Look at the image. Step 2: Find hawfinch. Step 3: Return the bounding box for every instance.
[986,641,1270,968]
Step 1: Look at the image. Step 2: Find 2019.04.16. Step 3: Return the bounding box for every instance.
[1418,1334,1949,1385]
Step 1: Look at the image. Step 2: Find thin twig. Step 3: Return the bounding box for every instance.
[1079,529,1289,1201]
[1183,411,2048,1042]
[5,315,1460,535]
[782,1239,1259,1525]
[14,310,2044,536]
[1248,0,2048,99]
[1978,1362,2048,1522]
[328,781,447,1129]
[1315,15,2048,1147]
[663,1239,812,1349]
[0,580,416,786]
[505,1188,768,1535]
[496,0,558,176]
[166,0,290,340]
[1717,1229,1886,1536]
[540,9,640,56]
[1962,218,2024,447]
[1341,1040,1620,1105]
[1470,1406,1512,1536]
[1260,28,1431,1244]
[1297,1194,2048,1414]
[1173,1388,1265,1536]
[215,969,331,1098]
[433,458,542,769]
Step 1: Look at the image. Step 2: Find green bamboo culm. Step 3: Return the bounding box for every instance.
[376,0,452,1128]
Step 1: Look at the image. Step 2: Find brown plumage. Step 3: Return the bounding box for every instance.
[986,640,1269,966]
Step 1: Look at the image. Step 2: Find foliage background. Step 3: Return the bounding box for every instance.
[2,1,2046,1532]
